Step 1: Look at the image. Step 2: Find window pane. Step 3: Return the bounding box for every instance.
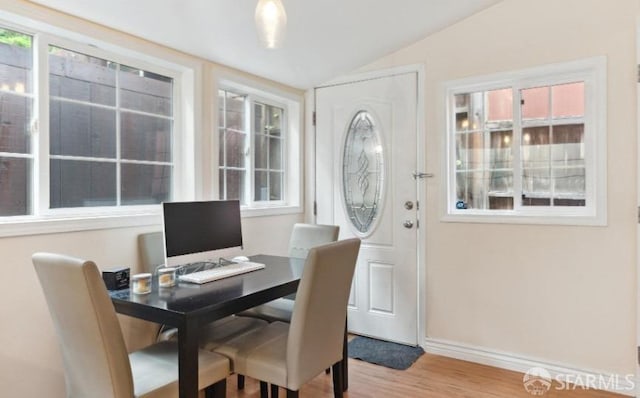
[489,196,513,210]
[267,105,283,137]
[224,169,246,204]
[254,102,264,133]
[489,130,512,169]
[269,171,283,200]
[120,65,172,116]
[522,126,550,169]
[521,86,549,120]
[50,159,116,208]
[120,112,172,162]
[48,46,116,106]
[456,132,483,171]
[552,82,584,118]
[225,130,246,168]
[522,168,551,204]
[255,135,268,169]
[455,94,470,131]
[0,157,30,215]
[255,102,283,136]
[455,170,485,210]
[488,171,512,194]
[487,88,513,123]
[553,167,585,201]
[455,92,483,132]
[0,29,33,94]
[219,169,225,198]
[552,124,584,167]
[226,92,245,131]
[49,100,116,158]
[0,93,32,153]
[269,137,282,170]
[255,170,268,201]
[121,163,171,205]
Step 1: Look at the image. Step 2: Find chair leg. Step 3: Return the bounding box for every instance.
[205,378,226,398]
[260,381,268,398]
[342,322,348,391]
[271,383,280,398]
[286,389,299,398]
[237,374,245,390]
[332,360,344,398]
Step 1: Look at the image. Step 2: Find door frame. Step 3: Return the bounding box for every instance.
[308,64,427,346]
[636,18,640,398]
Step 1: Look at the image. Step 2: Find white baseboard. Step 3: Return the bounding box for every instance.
[423,338,636,397]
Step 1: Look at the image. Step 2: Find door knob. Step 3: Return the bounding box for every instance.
[403,220,414,229]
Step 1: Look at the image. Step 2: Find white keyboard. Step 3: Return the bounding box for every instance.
[178,261,265,284]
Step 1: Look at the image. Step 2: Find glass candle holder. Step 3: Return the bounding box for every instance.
[158,267,176,288]
[131,273,152,294]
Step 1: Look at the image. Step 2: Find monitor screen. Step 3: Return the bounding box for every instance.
[162,200,243,266]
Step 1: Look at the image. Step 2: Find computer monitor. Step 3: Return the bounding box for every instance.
[162,200,243,267]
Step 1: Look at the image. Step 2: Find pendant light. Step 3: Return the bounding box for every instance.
[255,0,287,49]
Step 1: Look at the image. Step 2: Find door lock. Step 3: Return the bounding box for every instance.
[404,201,414,210]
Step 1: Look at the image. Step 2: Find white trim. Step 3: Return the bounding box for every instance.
[415,63,427,349]
[0,11,199,226]
[217,80,303,213]
[441,56,607,226]
[240,205,302,218]
[0,202,302,238]
[312,63,426,345]
[317,63,426,88]
[0,212,162,238]
[423,338,636,396]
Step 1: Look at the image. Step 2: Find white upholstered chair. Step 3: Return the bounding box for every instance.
[213,238,361,398]
[138,232,268,389]
[32,252,230,398]
[237,223,340,323]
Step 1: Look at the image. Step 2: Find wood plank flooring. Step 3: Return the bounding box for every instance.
[224,352,627,398]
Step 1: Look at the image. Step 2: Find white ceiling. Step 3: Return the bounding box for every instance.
[29,0,500,89]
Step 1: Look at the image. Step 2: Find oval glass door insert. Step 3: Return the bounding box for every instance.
[342,110,384,234]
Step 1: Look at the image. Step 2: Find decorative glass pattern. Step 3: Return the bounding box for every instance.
[342,111,384,234]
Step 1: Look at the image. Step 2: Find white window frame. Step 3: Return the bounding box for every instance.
[218,79,302,217]
[442,57,607,226]
[0,15,195,237]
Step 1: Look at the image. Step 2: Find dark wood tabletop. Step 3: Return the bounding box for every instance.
[110,254,305,398]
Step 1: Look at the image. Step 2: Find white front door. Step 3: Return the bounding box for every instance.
[315,72,419,345]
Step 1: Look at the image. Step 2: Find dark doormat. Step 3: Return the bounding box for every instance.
[347,336,424,370]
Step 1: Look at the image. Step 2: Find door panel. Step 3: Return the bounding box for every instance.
[315,72,418,345]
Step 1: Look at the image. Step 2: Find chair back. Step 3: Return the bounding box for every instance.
[33,253,134,398]
[286,238,360,389]
[138,231,165,272]
[287,223,339,259]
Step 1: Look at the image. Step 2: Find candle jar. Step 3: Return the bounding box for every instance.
[131,273,152,294]
[158,267,176,288]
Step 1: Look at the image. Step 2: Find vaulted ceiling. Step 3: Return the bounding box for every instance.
[29,0,501,89]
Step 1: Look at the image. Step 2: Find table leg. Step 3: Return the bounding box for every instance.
[178,318,199,398]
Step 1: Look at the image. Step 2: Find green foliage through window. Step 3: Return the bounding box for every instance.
[0,29,31,48]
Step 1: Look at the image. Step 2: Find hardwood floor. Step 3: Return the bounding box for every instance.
[223,352,627,398]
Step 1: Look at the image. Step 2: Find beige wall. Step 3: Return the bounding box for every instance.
[0,216,299,397]
[355,0,638,375]
[0,2,303,397]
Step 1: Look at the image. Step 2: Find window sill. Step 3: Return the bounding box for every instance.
[441,211,606,227]
[0,211,162,238]
[240,204,303,218]
[0,204,304,238]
